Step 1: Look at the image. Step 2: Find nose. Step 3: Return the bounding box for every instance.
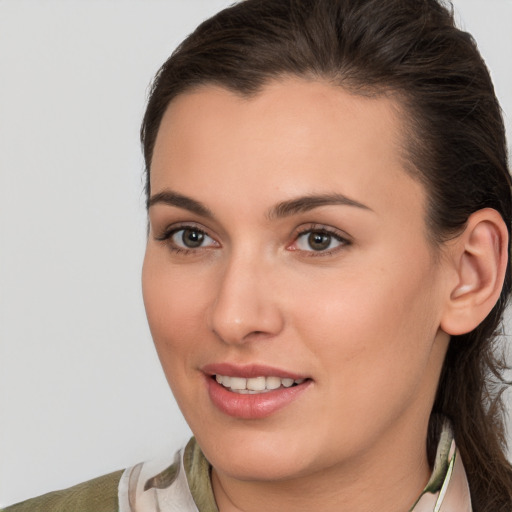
[208,251,285,345]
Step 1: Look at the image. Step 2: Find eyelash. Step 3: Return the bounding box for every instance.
[154,223,351,257]
[290,225,351,257]
[154,224,218,255]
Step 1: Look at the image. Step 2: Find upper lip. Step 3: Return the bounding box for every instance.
[202,363,308,380]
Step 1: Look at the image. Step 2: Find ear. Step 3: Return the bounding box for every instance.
[440,208,509,336]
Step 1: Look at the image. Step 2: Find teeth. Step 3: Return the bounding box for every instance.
[266,376,281,390]
[215,375,306,393]
[230,377,247,390]
[247,376,266,391]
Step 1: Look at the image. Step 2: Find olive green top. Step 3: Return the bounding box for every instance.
[1,470,124,512]
[1,439,214,512]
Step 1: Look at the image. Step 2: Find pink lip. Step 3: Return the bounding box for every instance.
[202,363,306,380]
[202,363,312,420]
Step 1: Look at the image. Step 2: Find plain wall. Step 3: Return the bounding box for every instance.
[1,0,511,506]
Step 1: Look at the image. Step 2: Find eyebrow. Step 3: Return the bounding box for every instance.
[267,193,372,219]
[147,190,214,218]
[148,189,372,219]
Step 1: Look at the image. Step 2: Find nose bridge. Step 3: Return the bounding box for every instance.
[209,244,284,344]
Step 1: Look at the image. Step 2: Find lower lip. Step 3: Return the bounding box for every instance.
[206,377,311,419]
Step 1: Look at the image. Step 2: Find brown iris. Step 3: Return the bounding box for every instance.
[181,229,205,248]
[308,232,331,251]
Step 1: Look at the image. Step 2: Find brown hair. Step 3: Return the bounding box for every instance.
[141,0,512,509]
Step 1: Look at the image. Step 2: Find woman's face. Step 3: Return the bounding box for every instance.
[142,79,452,482]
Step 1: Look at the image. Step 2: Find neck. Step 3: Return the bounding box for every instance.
[211,421,431,512]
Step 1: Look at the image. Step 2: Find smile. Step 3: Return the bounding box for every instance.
[215,375,306,394]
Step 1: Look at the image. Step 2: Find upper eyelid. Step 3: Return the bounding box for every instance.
[289,225,353,256]
[153,221,213,241]
[172,227,218,248]
[293,223,352,241]
[155,225,220,254]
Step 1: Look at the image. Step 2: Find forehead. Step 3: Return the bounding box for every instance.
[154,79,405,156]
[150,78,424,219]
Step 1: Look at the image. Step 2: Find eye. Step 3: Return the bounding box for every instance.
[291,227,349,254]
[154,224,219,254]
[171,227,217,249]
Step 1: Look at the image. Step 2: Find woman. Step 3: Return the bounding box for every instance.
[4,0,511,510]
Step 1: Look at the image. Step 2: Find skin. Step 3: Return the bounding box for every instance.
[142,79,455,512]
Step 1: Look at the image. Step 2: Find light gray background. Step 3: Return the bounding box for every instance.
[1,0,511,507]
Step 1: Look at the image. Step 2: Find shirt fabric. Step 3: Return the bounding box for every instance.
[2,421,472,511]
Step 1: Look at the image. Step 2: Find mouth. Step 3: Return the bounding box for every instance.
[213,374,307,394]
[202,364,312,419]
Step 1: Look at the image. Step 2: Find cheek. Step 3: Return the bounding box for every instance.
[289,263,444,450]
[291,251,442,385]
[141,249,210,368]
[141,254,214,422]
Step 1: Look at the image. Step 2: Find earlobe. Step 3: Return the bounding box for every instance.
[440,208,508,336]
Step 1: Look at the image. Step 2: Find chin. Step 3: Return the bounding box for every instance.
[192,423,328,482]
[211,449,310,482]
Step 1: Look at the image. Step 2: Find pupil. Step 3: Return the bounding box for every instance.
[308,232,330,251]
[182,229,204,248]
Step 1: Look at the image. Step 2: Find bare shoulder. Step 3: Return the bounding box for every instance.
[1,469,124,512]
